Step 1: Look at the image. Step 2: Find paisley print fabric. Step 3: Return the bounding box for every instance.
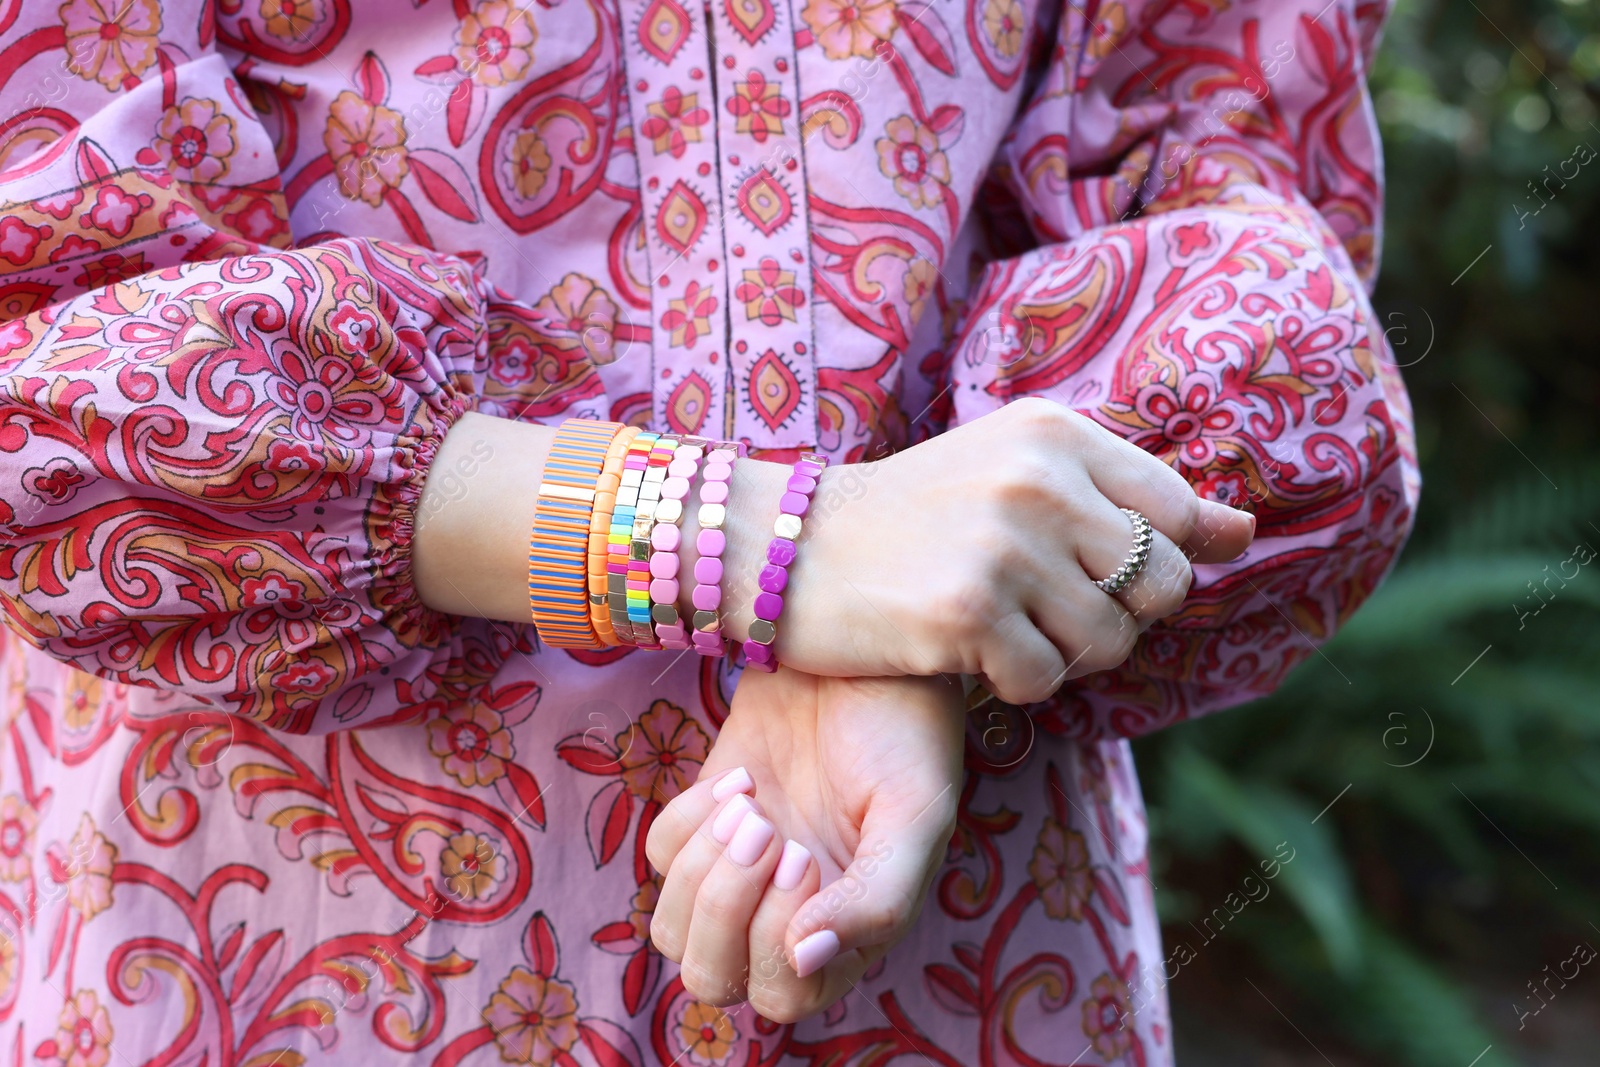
[0,0,1417,1064]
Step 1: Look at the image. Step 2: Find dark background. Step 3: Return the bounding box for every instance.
[1137,1,1600,1064]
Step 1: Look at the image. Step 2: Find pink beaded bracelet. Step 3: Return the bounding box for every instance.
[650,440,703,649]
[691,447,738,656]
[742,452,827,672]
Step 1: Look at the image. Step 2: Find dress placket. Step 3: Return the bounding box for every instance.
[619,0,732,437]
[710,0,819,449]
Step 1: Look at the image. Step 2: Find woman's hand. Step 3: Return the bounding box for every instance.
[704,399,1255,704]
[643,669,962,1023]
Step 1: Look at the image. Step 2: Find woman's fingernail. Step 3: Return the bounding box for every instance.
[711,766,754,802]
[727,815,774,866]
[773,840,811,891]
[791,930,840,978]
[712,795,756,844]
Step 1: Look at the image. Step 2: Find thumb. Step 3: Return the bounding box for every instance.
[784,787,956,978]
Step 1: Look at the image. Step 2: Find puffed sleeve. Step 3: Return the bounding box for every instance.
[948,0,1419,737]
[1,236,522,732]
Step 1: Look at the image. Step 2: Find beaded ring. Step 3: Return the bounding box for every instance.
[742,452,827,672]
[690,447,738,657]
[528,418,625,648]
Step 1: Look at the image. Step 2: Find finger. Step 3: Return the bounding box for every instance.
[978,610,1068,705]
[645,766,755,879]
[679,812,782,1006]
[1112,527,1192,625]
[746,842,870,1024]
[785,792,956,975]
[1185,498,1254,564]
[651,793,762,962]
[1069,416,1207,546]
[1029,576,1139,680]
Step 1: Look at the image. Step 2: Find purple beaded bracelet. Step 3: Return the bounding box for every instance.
[742,452,827,672]
[691,447,738,656]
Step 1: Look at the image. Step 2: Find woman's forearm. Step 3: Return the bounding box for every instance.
[412,413,793,641]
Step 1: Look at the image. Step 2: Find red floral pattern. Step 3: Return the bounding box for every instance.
[0,0,1415,1063]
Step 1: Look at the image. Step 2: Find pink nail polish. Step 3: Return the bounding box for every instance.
[711,767,753,802]
[791,930,839,978]
[712,795,755,843]
[773,840,811,891]
[727,815,774,866]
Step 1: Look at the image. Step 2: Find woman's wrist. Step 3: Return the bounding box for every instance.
[413,411,557,622]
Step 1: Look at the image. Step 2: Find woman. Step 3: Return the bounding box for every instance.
[0,0,1416,1062]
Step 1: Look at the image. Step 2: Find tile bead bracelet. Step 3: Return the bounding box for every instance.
[628,433,681,649]
[587,425,641,646]
[742,452,827,672]
[691,447,739,657]
[608,432,659,646]
[649,440,703,649]
[528,418,625,648]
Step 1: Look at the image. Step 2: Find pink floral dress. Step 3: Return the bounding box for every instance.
[0,0,1417,1063]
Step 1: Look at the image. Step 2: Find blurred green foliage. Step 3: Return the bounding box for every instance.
[1137,0,1600,1062]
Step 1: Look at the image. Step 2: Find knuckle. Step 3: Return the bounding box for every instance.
[649,917,684,963]
[861,897,917,944]
[751,990,822,1025]
[693,885,743,930]
[678,959,744,1006]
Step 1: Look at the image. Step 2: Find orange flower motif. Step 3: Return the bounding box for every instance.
[727,71,791,143]
[0,931,14,1001]
[153,97,237,183]
[52,989,113,1067]
[662,281,717,349]
[63,814,117,922]
[428,703,515,787]
[323,90,409,207]
[259,0,320,42]
[483,967,580,1064]
[61,0,162,92]
[876,115,950,210]
[0,795,37,883]
[61,674,101,731]
[1081,973,1133,1060]
[801,0,897,61]
[642,88,709,158]
[1027,817,1092,921]
[505,130,553,200]
[903,256,938,322]
[678,1001,737,1065]
[531,273,619,364]
[982,0,1024,58]
[615,700,709,801]
[440,831,504,902]
[735,257,804,325]
[454,0,538,87]
[1084,1,1129,62]
[629,875,662,940]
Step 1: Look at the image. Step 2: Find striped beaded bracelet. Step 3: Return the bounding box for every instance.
[608,432,659,645]
[742,452,827,672]
[528,417,625,648]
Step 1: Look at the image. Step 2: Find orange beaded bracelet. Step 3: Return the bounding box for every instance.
[528,418,625,648]
[587,425,641,646]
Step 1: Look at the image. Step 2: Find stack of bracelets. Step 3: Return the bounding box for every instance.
[528,418,827,668]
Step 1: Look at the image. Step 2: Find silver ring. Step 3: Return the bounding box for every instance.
[1094,508,1153,595]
